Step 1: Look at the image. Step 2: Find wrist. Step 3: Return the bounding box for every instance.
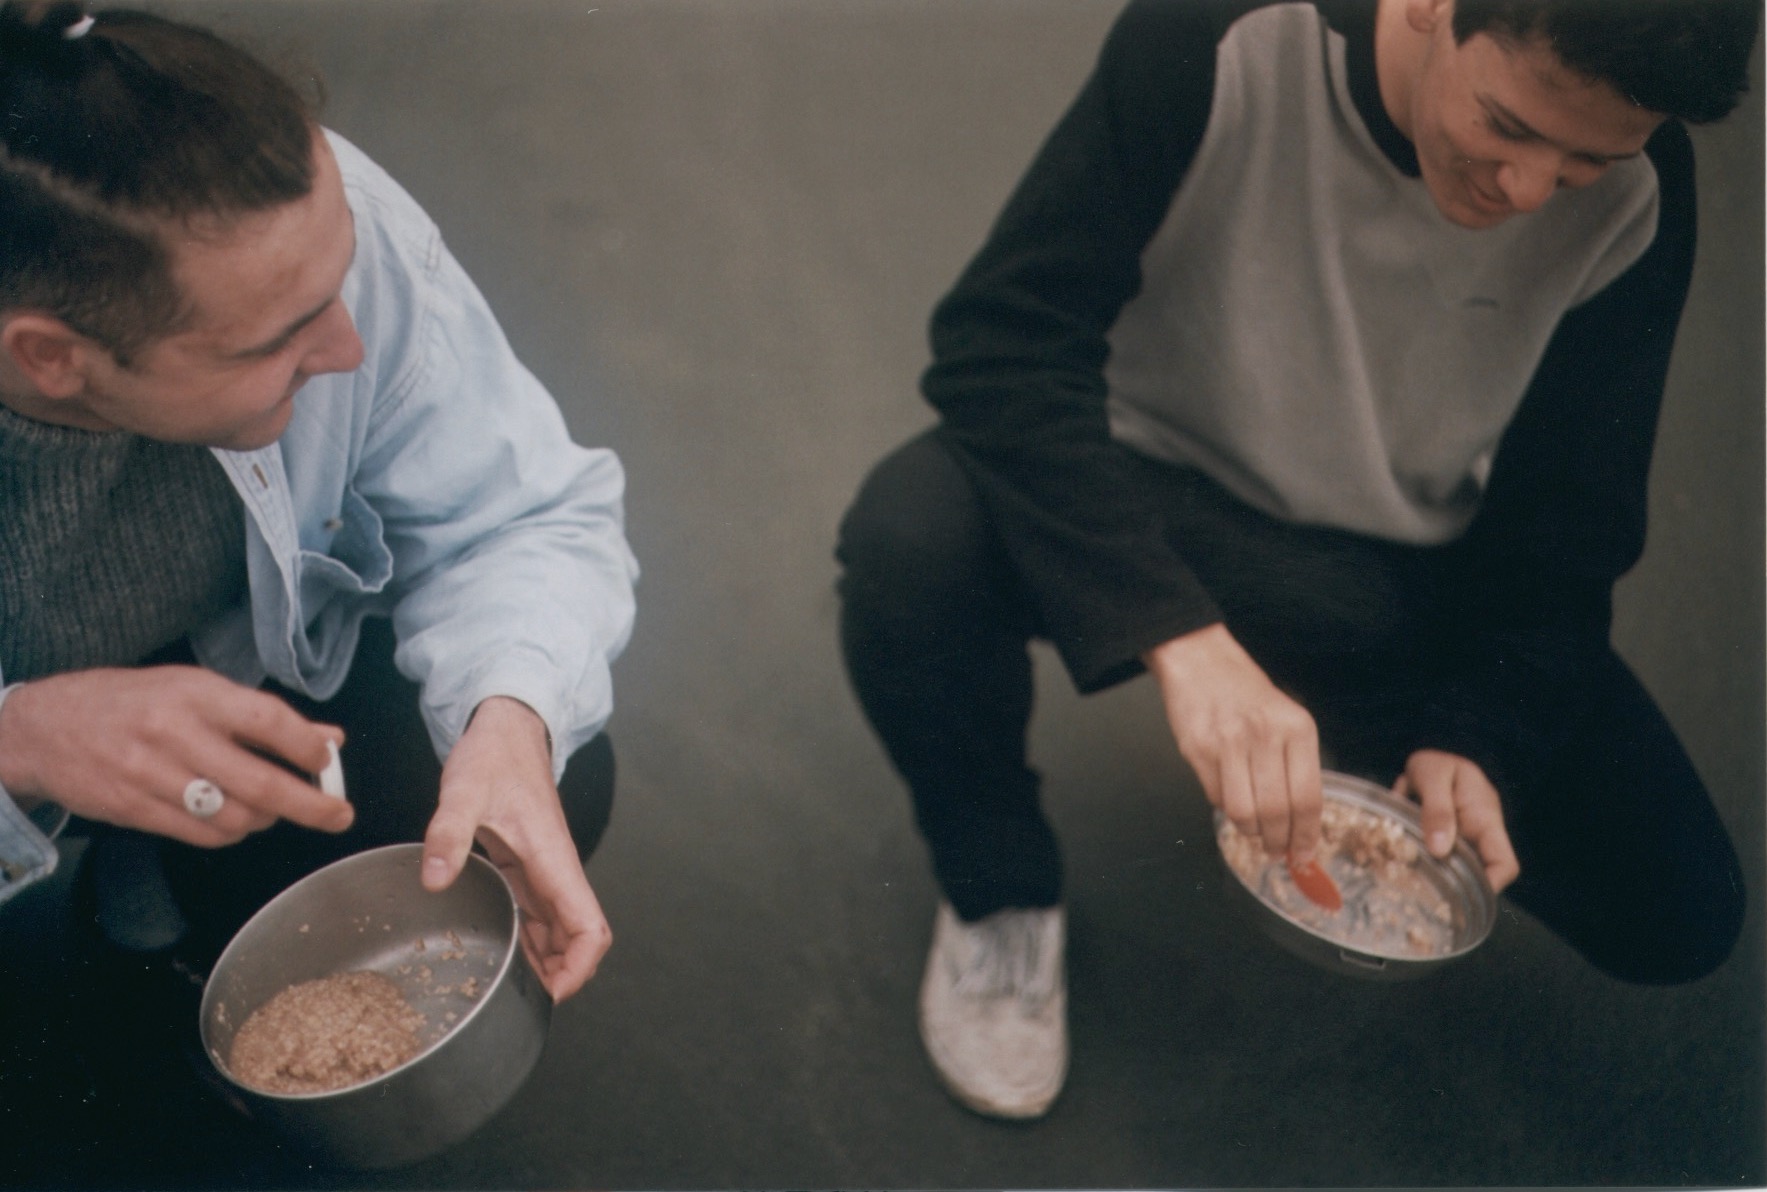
[0,681,40,798]
[467,695,554,760]
[1143,621,1231,674]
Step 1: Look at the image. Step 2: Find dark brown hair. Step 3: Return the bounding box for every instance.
[1454,0,1759,124]
[0,2,317,364]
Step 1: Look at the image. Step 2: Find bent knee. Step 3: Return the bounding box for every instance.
[836,432,1001,605]
[1582,874,1745,985]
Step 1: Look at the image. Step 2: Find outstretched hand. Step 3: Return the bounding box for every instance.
[421,696,610,1002]
[1145,623,1325,861]
[0,666,351,845]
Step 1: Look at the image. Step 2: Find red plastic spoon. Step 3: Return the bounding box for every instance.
[1288,856,1343,911]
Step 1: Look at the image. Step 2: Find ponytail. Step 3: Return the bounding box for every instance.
[0,3,318,363]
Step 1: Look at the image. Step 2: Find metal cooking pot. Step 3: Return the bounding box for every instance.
[199,843,551,1169]
[1215,771,1496,980]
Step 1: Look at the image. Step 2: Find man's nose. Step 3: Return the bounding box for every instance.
[304,302,366,377]
[1494,152,1562,213]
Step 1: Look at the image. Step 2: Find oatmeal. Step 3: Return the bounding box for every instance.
[1218,800,1459,958]
[229,971,426,1095]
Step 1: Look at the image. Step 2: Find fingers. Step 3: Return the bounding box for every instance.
[223,687,343,776]
[116,785,264,848]
[1451,767,1521,893]
[194,745,354,834]
[1482,845,1520,892]
[1217,752,1257,839]
[1470,818,1521,892]
[63,715,293,847]
[1408,755,1459,858]
[124,670,352,834]
[427,706,610,1001]
[1191,710,1321,859]
[515,866,611,1002]
[1284,733,1324,862]
[1403,750,1520,893]
[479,827,610,1003]
[222,685,339,769]
[216,692,352,830]
[516,857,611,1002]
[1249,736,1293,853]
[547,916,611,1002]
[1149,625,1322,859]
[0,666,351,849]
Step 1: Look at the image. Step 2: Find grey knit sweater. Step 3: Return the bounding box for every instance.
[0,403,247,682]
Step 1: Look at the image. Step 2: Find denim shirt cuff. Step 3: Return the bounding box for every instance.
[450,653,585,785]
[0,683,64,908]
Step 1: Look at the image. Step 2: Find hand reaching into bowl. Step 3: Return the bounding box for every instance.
[421,696,611,1002]
[1145,623,1325,862]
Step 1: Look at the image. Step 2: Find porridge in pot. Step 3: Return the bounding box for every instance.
[228,970,426,1095]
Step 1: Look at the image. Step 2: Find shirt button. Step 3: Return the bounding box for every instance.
[251,463,269,488]
[322,517,344,532]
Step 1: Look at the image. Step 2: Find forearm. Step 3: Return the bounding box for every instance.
[923,0,1231,690]
[365,343,636,771]
[392,510,634,776]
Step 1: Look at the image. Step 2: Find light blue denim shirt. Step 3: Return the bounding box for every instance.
[0,130,639,907]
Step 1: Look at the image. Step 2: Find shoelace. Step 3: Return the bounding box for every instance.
[952,913,1057,1005]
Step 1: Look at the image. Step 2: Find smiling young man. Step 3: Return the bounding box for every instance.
[0,0,635,1075]
[836,0,1758,1119]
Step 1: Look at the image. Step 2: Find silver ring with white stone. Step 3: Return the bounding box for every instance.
[182,777,225,819]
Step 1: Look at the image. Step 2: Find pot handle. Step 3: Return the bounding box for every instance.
[1337,949,1388,973]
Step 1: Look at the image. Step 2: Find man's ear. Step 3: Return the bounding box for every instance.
[1406,0,1451,36]
[0,313,96,400]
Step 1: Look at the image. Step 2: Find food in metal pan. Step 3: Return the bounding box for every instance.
[228,970,426,1094]
[1217,800,1458,958]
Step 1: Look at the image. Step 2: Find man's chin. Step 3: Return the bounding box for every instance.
[1423,171,1514,230]
[218,404,296,451]
[223,430,284,451]
[1437,193,1514,230]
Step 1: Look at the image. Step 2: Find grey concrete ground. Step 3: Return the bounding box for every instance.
[1,1,1762,1187]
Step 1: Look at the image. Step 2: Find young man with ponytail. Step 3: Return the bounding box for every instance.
[0,0,636,1025]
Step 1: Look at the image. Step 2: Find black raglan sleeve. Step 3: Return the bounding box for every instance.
[1414,121,1700,799]
[921,0,1250,693]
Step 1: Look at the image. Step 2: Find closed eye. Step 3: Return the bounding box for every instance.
[1481,99,1639,168]
[1487,113,1531,142]
[228,297,335,361]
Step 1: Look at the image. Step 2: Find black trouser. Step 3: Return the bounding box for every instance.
[836,431,1744,985]
[139,615,614,973]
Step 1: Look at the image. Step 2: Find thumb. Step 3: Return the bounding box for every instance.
[1411,766,1458,859]
[421,787,483,892]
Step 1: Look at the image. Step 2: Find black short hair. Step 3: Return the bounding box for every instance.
[1453,0,1760,124]
[0,2,317,364]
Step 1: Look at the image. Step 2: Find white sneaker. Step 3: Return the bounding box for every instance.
[917,901,1068,1119]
